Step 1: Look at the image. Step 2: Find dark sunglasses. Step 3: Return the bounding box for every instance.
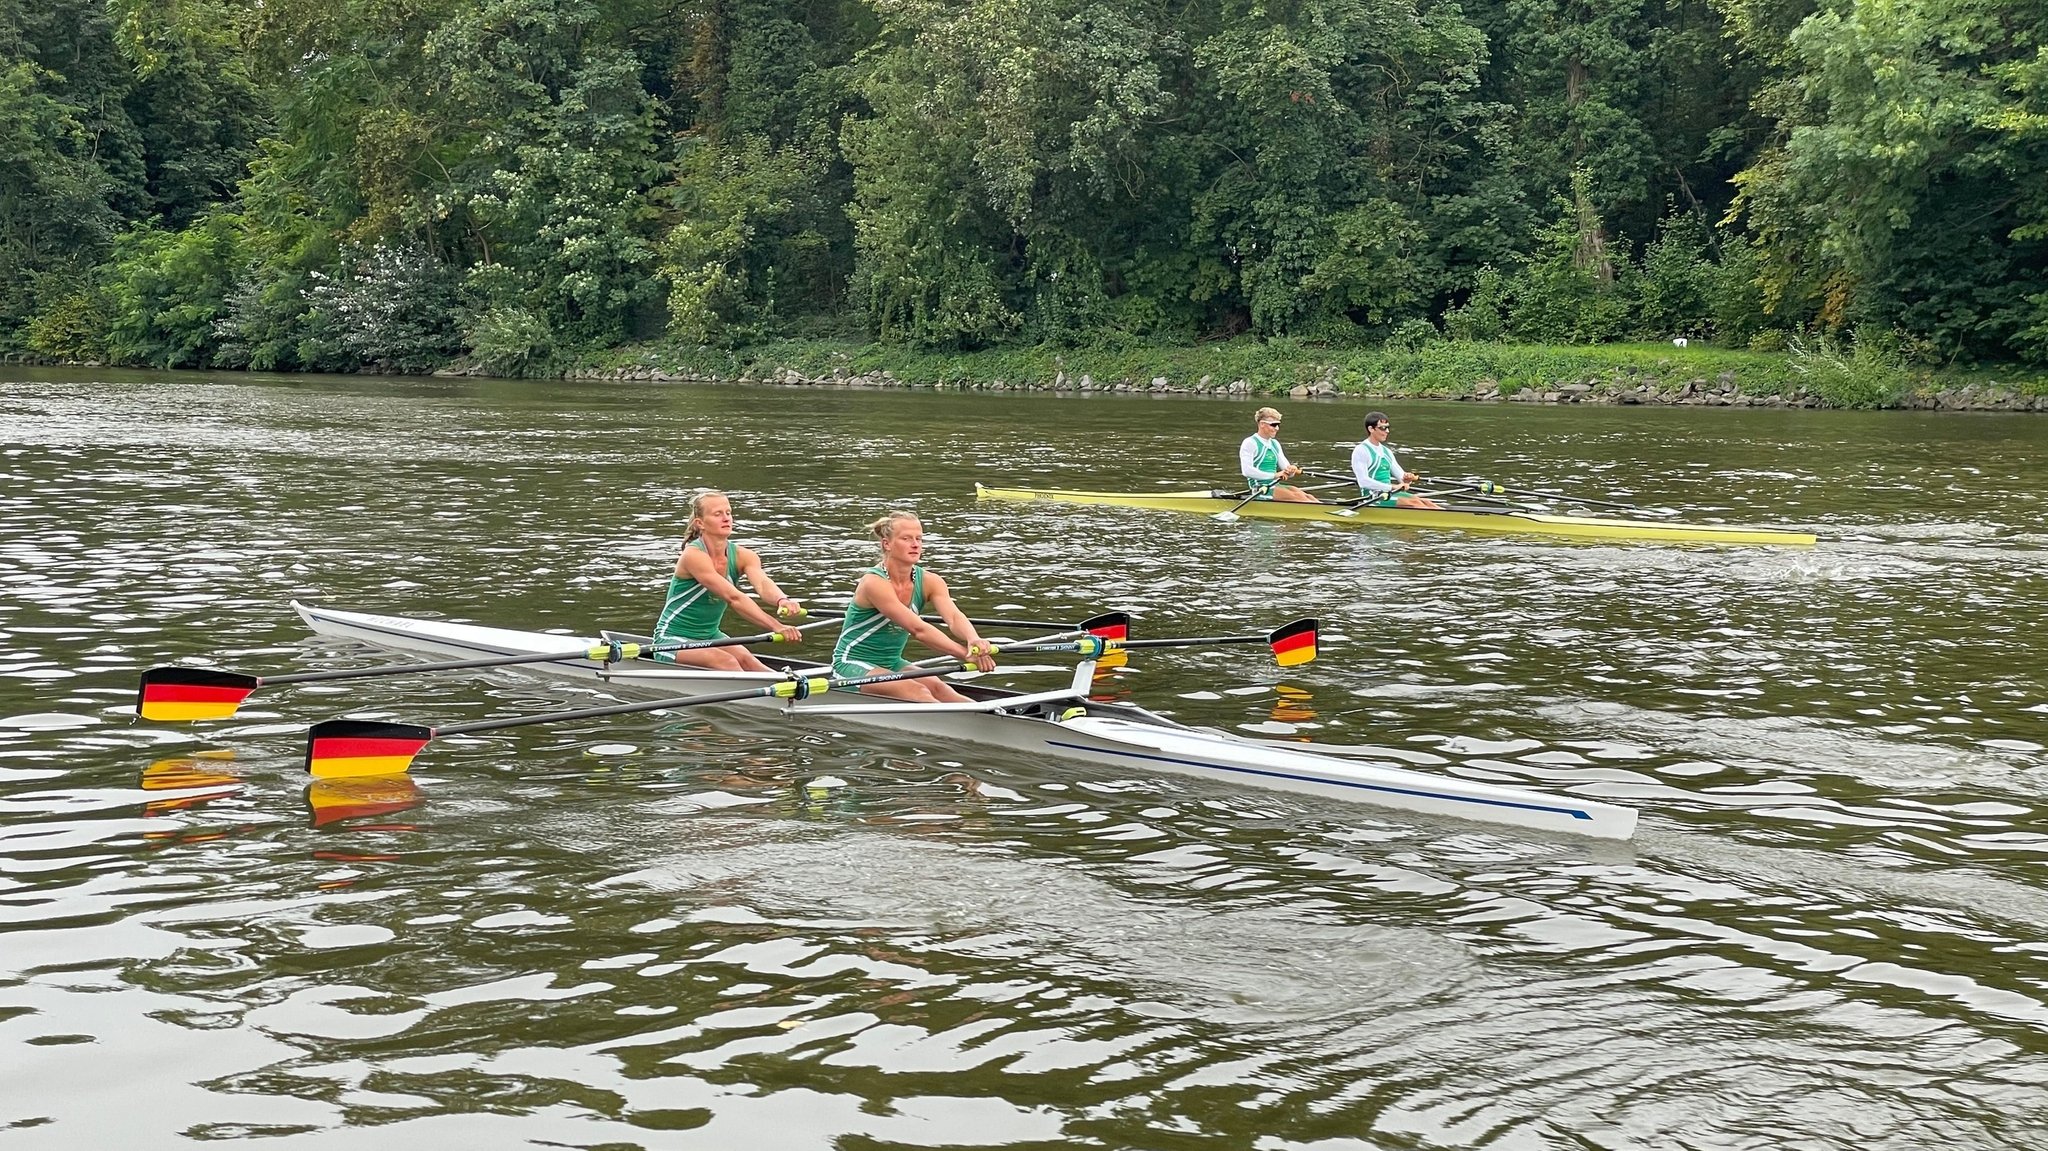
[1260,420,1281,427]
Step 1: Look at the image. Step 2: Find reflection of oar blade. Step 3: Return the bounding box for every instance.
[307,777,424,827]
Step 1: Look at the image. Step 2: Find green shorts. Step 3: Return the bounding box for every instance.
[833,657,905,680]
[653,628,725,662]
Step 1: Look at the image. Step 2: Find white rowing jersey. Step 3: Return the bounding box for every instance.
[1240,434,1291,483]
[1351,439,1405,496]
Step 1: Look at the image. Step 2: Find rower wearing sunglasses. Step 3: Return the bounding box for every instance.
[1238,407,1320,503]
[1352,412,1442,509]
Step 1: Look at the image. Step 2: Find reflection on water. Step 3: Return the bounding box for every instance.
[3,371,2048,1149]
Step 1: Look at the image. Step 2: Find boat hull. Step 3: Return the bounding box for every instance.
[293,602,1639,840]
[974,483,1816,546]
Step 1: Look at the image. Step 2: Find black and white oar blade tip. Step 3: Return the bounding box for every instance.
[136,666,261,722]
[305,719,436,779]
[1269,618,1319,667]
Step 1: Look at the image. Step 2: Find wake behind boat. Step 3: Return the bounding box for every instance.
[974,483,1817,546]
[290,602,1638,841]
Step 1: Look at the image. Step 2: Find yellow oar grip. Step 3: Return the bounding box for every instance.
[771,676,833,699]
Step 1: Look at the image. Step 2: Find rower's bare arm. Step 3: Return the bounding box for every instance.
[737,548,805,624]
[868,575,967,659]
[926,576,996,671]
[688,548,784,634]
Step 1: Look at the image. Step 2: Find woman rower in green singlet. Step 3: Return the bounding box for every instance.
[830,511,996,703]
[652,490,806,672]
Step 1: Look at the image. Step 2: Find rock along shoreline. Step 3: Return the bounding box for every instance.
[557,363,2048,412]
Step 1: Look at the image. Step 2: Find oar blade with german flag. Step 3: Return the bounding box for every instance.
[1267,618,1318,668]
[305,720,437,779]
[137,667,262,722]
[1080,612,1131,669]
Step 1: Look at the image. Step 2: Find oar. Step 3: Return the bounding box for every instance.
[1468,480,1646,513]
[999,617,1319,669]
[1211,487,1267,522]
[303,660,989,779]
[137,618,841,722]
[809,603,1131,638]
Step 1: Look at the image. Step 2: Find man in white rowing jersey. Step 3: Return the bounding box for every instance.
[1238,406,1319,503]
[1350,411,1441,509]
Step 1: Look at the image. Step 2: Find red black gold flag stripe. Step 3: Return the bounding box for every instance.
[1269,619,1318,668]
[304,720,435,779]
[1084,612,1131,667]
[136,668,259,722]
[1085,615,1130,643]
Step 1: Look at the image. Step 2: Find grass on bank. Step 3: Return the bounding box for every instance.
[584,337,2048,409]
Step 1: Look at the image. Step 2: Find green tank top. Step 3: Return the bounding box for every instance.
[832,565,925,670]
[654,539,737,643]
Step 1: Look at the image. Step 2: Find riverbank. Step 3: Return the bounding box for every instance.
[566,338,2048,411]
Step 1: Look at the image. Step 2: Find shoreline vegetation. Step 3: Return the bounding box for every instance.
[6,3,2044,414]
[12,337,2047,411]
[561,339,2048,411]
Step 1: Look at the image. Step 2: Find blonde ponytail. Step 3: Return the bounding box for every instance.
[682,489,725,544]
[868,509,919,544]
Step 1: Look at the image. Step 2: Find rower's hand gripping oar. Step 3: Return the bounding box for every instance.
[137,618,840,722]
[305,660,993,779]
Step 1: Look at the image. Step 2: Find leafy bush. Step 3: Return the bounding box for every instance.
[1635,214,1715,340]
[309,243,464,373]
[466,305,557,378]
[213,268,355,372]
[1786,329,1911,408]
[1382,318,1442,352]
[23,290,109,361]
[98,217,243,368]
[1709,236,1771,347]
[1443,266,1509,342]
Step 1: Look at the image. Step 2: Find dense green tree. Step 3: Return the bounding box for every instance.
[1732,0,2048,362]
[4,0,2044,369]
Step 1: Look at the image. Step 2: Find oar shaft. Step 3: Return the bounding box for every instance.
[434,662,964,737]
[1477,480,1640,512]
[812,602,1098,632]
[264,619,837,686]
[1120,634,1261,648]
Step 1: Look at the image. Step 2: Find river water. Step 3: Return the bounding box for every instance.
[3,368,2046,1149]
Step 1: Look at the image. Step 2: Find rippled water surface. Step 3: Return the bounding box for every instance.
[4,368,2047,1148]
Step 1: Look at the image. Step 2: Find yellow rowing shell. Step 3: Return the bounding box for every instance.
[975,484,1818,546]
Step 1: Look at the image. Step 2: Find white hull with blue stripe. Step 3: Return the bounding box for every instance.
[294,602,1638,840]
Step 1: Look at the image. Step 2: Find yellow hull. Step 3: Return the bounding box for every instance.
[975,484,1817,546]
